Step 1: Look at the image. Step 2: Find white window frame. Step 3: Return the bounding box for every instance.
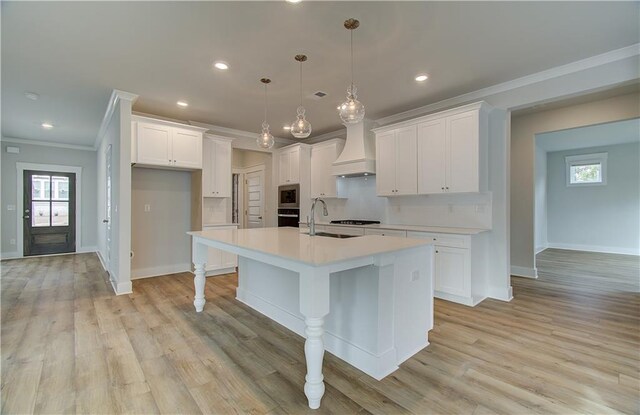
[565,152,607,187]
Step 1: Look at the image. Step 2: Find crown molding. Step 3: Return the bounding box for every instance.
[375,43,640,126]
[304,128,347,144]
[188,120,295,145]
[94,89,139,150]
[1,136,95,152]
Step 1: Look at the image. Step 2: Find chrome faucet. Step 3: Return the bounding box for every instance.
[308,197,328,236]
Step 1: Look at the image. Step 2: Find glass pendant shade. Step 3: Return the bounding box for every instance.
[338,18,365,124]
[257,78,275,149]
[338,85,365,124]
[257,122,275,149]
[290,106,312,138]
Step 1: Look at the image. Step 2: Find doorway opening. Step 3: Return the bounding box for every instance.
[23,170,76,256]
[231,148,272,229]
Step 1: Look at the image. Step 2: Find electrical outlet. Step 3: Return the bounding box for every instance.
[144,204,151,212]
[9,239,16,245]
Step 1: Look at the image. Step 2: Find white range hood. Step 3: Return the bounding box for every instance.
[331,120,376,177]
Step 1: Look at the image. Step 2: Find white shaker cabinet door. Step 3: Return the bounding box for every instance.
[447,111,479,193]
[288,147,300,184]
[434,246,471,298]
[172,128,202,169]
[136,122,172,166]
[213,139,231,197]
[417,119,447,194]
[279,151,290,184]
[394,125,418,195]
[375,131,397,196]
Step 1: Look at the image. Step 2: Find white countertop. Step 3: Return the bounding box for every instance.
[202,223,238,228]
[189,227,429,266]
[306,221,488,235]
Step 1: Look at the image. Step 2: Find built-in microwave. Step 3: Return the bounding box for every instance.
[278,184,299,208]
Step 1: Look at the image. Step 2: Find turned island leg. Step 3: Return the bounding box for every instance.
[192,239,207,312]
[299,269,330,409]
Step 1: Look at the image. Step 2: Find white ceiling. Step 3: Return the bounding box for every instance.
[2,1,639,147]
[536,118,640,152]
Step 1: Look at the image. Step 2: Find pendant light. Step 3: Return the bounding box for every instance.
[338,18,365,124]
[290,54,312,138]
[257,78,275,149]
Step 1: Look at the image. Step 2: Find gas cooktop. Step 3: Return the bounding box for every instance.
[330,220,381,226]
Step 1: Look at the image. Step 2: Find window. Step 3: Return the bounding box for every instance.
[565,152,607,186]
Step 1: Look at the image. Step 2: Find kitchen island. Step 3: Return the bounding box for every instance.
[188,227,433,409]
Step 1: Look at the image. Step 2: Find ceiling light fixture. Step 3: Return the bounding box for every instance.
[290,54,312,139]
[177,101,189,107]
[338,18,365,124]
[415,74,429,82]
[213,61,229,70]
[41,122,54,129]
[257,78,275,149]
[25,92,40,101]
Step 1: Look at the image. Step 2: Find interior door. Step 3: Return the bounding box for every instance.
[23,170,76,256]
[105,144,112,271]
[245,169,265,228]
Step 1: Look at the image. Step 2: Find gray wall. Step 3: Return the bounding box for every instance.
[1,142,98,256]
[546,142,639,254]
[510,92,640,276]
[534,144,548,252]
[131,168,192,278]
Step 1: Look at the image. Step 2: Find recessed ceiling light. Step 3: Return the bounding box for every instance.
[283,125,291,131]
[41,122,54,129]
[213,61,229,70]
[177,101,189,107]
[25,92,40,101]
[286,0,302,3]
[415,74,429,82]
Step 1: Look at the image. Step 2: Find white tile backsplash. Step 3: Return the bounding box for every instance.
[319,176,492,229]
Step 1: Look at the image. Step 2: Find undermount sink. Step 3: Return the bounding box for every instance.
[312,232,361,239]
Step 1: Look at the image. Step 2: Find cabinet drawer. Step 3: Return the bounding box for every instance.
[364,229,407,237]
[323,225,365,236]
[407,231,469,248]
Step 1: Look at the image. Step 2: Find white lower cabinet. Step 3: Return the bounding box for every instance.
[203,225,237,275]
[407,230,486,306]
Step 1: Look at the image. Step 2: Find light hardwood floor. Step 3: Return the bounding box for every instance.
[1,252,639,414]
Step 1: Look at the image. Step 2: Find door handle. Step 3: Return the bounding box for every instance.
[23,216,30,220]
[103,219,109,223]
[258,216,263,219]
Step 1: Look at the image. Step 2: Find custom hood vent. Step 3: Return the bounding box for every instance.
[331,120,376,177]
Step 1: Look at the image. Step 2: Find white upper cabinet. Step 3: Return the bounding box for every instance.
[375,101,489,196]
[310,139,345,198]
[132,116,206,170]
[202,136,232,198]
[279,145,302,185]
[375,125,418,196]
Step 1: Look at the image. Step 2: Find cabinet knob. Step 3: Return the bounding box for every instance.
[433,238,436,241]
[446,187,449,190]
[436,250,439,254]
[441,187,444,190]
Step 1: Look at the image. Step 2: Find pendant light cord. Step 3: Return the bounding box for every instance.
[263,83,268,123]
[299,61,303,107]
[350,29,354,89]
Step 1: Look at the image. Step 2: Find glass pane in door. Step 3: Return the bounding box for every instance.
[52,202,69,226]
[52,176,70,200]
[32,175,50,200]
[32,202,50,227]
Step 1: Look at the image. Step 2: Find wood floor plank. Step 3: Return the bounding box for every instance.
[1,250,638,414]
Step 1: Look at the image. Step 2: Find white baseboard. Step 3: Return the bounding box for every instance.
[131,262,192,280]
[487,285,514,302]
[547,242,639,256]
[511,266,538,279]
[535,245,548,254]
[110,279,132,295]
[78,245,98,253]
[96,250,108,272]
[0,251,20,260]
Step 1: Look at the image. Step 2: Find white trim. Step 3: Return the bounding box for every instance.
[487,285,514,302]
[97,250,108,272]
[535,245,548,255]
[16,162,83,259]
[131,114,208,133]
[111,279,133,295]
[376,43,640,126]
[190,120,295,145]
[94,89,139,150]
[78,245,97,253]
[565,152,608,186]
[547,242,640,256]
[511,266,538,279]
[1,136,95,152]
[131,263,191,280]
[0,251,20,260]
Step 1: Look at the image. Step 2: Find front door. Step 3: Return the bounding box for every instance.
[23,171,76,256]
